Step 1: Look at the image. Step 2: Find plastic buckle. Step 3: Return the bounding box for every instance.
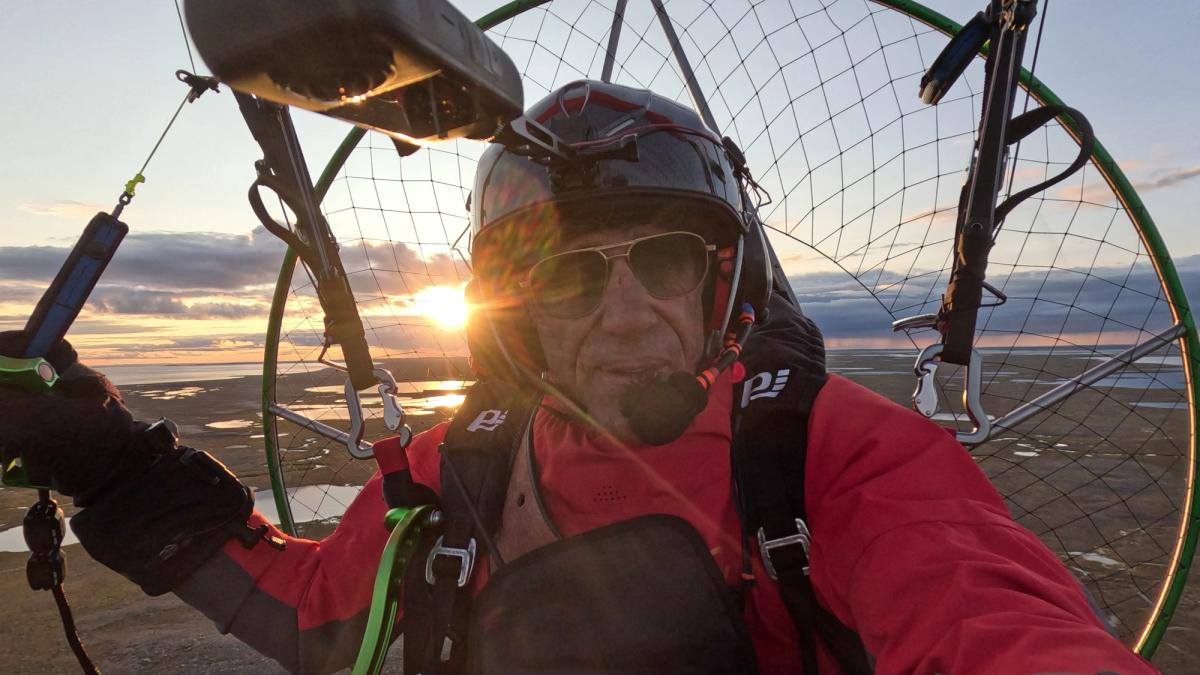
[757,519,811,580]
[425,536,476,587]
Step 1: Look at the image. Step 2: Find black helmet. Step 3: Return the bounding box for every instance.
[467,79,770,381]
[472,80,747,247]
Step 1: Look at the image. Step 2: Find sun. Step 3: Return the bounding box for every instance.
[411,284,470,330]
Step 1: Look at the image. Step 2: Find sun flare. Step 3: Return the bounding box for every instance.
[411,284,470,330]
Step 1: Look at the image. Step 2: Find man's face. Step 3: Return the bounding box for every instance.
[532,222,708,443]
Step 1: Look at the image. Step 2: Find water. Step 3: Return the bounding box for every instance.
[103,362,268,386]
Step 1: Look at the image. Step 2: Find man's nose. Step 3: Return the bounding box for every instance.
[595,257,657,334]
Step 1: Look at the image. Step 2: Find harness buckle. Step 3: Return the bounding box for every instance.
[757,518,811,580]
[425,536,476,587]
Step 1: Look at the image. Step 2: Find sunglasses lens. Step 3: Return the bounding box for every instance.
[528,250,608,318]
[629,232,710,298]
[526,232,711,318]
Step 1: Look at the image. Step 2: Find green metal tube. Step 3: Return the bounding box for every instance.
[476,0,552,30]
[351,505,437,675]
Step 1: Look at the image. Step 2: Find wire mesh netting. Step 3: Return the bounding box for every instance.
[264,0,1193,647]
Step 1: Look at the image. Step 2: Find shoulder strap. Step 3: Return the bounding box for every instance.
[403,379,540,675]
[732,294,872,675]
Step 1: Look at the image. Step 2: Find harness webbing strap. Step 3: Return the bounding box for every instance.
[732,294,871,675]
[403,381,540,675]
[776,566,873,675]
[733,418,820,674]
[742,415,870,675]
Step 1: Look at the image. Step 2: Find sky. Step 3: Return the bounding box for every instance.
[1,0,1197,364]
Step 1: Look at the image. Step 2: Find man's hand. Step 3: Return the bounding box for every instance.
[0,330,138,501]
[1,332,261,595]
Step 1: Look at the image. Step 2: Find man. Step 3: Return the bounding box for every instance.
[0,81,1157,674]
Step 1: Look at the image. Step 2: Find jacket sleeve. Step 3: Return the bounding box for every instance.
[804,374,1157,674]
[173,425,448,674]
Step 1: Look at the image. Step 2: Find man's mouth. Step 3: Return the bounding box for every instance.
[594,360,671,379]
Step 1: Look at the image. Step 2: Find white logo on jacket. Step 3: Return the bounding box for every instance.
[466,409,509,432]
[740,369,791,408]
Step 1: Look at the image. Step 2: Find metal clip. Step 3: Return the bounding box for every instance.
[343,367,413,459]
[343,378,372,460]
[891,313,938,332]
[756,519,811,580]
[376,369,402,431]
[425,536,476,587]
[912,354,940,418]
[911,343,991,446]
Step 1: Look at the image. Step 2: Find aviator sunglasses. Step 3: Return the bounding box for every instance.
[521,230,716,319]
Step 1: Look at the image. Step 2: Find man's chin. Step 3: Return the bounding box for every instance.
[573,371,685,445]
[578,394,642,446]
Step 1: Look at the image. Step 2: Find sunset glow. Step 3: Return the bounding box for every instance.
[411,285,470,331]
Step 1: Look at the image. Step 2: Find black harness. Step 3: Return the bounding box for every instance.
[390,296,871,674]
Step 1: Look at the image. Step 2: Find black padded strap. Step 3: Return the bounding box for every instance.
[732,294,871,674]
[733,294,825,531]
[403,380,539,675]
[994,104,1094,224]
[776,565,872,675]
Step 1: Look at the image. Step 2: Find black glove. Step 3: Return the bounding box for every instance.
[0,331,267,595]
[0,331,139,502]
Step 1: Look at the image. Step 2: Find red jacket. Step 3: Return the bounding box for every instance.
[174,374,1156,674]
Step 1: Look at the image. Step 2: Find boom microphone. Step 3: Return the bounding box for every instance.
[619,371,709,446]
[619,303,759,445]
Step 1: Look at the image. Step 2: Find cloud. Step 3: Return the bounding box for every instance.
[63,321,170,335]
[187,302,268,319]
[342,243,470,297]
[0,226,472,325]
[0,226,469,300]
[794,254,1200,343]
[1057,165,1200,204]
[899,203,958,225]
[16,201,107,218]
[97,228,287,291]
[0,282,45,304]
[91,288,187,315]
[276,322,469,359]
[98,334,267,354]
[1137,166,1200,192]
[88,287,270,319]
[0,227,285,290]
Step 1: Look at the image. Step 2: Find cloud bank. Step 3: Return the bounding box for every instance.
[0,226,470,321]
[796,254,1200,346]
[4,227,1198,354]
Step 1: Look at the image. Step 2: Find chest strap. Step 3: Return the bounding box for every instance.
[733,294,872,675]
[403,379,541,675]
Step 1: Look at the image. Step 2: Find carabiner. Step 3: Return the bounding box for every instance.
[375,368,412,448]
[912,349,940,418]
[911,343,991,446]
[344,367,412,459]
